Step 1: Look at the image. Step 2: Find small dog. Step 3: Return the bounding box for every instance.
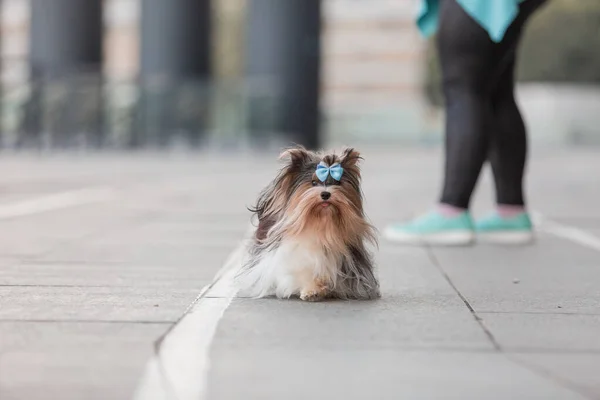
[236,146,380,301]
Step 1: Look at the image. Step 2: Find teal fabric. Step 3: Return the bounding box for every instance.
[316,163,343,182]
[387,211,474,235]
[475,212,533,232]
[417,0,526,43]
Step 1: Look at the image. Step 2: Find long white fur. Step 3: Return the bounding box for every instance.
[237,233,340,299]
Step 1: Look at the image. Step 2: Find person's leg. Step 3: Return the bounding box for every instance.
[488,0,548,211]
[436,0,498,210]
[475,0,548,244]
[472,54,535,243]
[489,57,527,209]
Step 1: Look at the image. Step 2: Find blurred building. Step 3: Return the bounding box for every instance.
[0,0,430,147]
[323,0,430,144]
[1,0,426,89]
[2,0,599,149]
[1,0,137,84]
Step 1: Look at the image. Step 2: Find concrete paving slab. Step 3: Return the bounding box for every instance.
[552,219,600,231]
[0,206,142,257]
[0,286,201,322]
[208,349,585,400]
[217,296,491,351]
[377,245,455,293]
[511,353,600,399]
[586,229,600,239]
[119,221,250,240]
[82,223,249,249]
[0,234,65,258]
[26,211,247,265]
[218,245,491,351]
[0,322,165,400]
[0,257,19,267]
[481,313,600,351]
[0,261,224,289]
[42,241,240,266]
[0,194,43,206]
[430,234,600,314]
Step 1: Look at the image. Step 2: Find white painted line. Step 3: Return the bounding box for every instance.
[0,187,116,220]
[133,237,248,400]
[533,212,600,252]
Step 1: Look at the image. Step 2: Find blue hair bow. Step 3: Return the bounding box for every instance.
[316,163,344,182]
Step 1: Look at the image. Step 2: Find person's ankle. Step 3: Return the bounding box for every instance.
[437,203,467,217]
[496,204,526,218]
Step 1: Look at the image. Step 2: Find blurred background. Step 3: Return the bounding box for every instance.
[0,0,598,152]
[2,2,600,399]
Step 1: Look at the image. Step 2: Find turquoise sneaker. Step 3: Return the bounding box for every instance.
[475,212,534,245]
[383,211,475,246]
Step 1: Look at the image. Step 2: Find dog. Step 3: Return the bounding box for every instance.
[236,145,380,301]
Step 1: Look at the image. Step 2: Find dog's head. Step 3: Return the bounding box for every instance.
[252,145,374,247]
[277,145,363,219]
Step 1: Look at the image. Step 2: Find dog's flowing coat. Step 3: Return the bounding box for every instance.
[236,146,380,301]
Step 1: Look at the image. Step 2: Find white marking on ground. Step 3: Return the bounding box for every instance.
[0,187,116,220]
[133,236,248,400]
[533,212,600,252]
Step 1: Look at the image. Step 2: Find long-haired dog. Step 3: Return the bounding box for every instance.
[236,146,380,301]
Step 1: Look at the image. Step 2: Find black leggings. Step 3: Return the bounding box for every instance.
[438,0,547,209]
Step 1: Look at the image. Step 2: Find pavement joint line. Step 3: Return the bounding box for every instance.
[503,348,600,355]
[0,186,116,220]
[478,311,600,316]
[133,226,252,400]
[0,260,132,265]
[0,284,211,289]
[533,211,600,253]
[0,319,176,324]
[9,259,237,267]
[0,284,155,288]
[425,247,503,352]
[224,346,501,354]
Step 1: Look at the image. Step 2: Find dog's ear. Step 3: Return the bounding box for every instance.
[278,145,310,168]
[340,147,362,167]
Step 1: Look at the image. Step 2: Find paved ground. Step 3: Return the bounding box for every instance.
[1,147,600,400]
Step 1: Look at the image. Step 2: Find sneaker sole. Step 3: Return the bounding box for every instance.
[383,228,475,246]
[476,231,534,245]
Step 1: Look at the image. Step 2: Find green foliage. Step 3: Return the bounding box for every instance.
[517,0,600,83]
[423,0,600,106]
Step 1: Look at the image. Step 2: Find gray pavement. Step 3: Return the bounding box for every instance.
[1,148,600,399]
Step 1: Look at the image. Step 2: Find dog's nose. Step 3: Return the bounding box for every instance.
[320,191,331,201]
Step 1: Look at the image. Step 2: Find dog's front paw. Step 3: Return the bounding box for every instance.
[300,290,324,302]
[300,286,329,302]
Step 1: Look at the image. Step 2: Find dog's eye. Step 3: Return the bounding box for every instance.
[311,180,319,186]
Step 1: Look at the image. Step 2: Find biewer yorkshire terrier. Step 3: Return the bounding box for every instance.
[236,146,380,302]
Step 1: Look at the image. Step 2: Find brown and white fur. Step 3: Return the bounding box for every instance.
[236,146,380,301]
